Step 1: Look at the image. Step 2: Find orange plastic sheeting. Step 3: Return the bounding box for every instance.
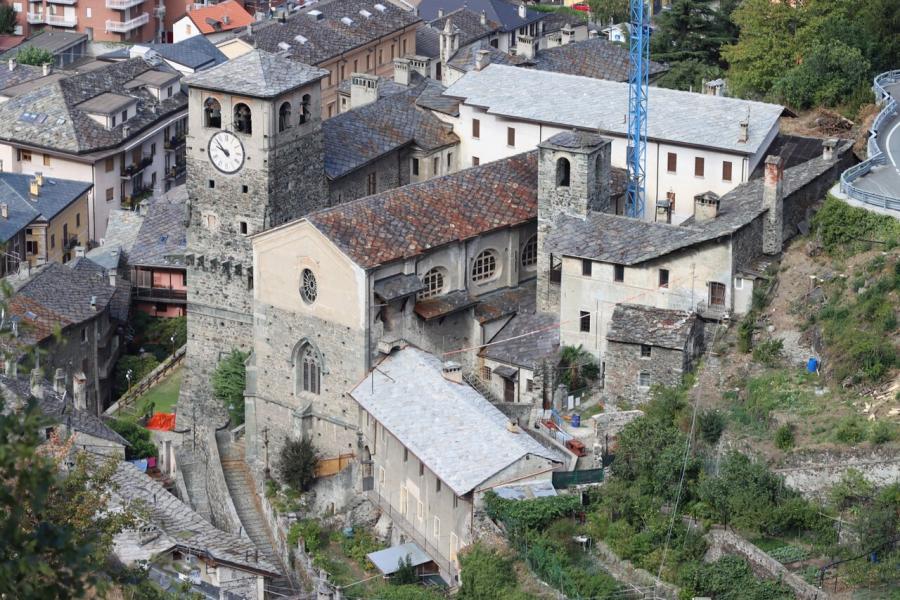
[145,413,176,431]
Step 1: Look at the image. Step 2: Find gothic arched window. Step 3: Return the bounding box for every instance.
[556,157,570,187]
[278,101,292,132]
[204,97,221,128]
[293,342,322,395]
[234,103,252,134]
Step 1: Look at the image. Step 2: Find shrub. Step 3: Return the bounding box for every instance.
[287,519,322,553]
[870,420,896,444]
[212,349,248,425]
[113,354,159,397]
[813,196,900,255]
[774,423,795,450]
[484,492,581,531]
[737,315,755,353]
[752,338,784,367]
[278,437,319,493]
[15,47,54,67]
[457,544,519,600]
[698,410,726,445]
[834,416,867,444]
[679,555,794,599]
[107,418,158,460]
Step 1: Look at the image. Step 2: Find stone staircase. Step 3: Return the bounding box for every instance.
[463,371,502,404]
[216,431,298,599]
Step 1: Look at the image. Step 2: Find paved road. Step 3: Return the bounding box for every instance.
[856,81,900,199]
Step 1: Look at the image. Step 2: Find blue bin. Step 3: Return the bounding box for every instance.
[807,357,818,373]
[571,413,581,428]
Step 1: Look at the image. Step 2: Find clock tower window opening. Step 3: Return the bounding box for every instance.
[234,103,252,135]
[300,94,311,124]
[204,98,221,128]
[279,101,292,132]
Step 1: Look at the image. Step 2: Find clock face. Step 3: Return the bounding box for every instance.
[208,131,245,174]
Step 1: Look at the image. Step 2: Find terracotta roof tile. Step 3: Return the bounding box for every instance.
[187,0,253,35]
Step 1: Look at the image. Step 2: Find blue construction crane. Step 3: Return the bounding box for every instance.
[625,0,651,219]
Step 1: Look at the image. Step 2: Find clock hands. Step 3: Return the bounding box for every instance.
[215,140,230,158]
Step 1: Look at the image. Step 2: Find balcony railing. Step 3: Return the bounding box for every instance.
[26,12,45,23]
[164,164,186,181]
[121,155,153,179]
[696,301,729,321]
[133,287,187,303]
[47,0,78,5]
[45,13,78,26]
[106,0,144,8]
[106,12,149,32]
[164,133,186,151]
[64,236,79,251]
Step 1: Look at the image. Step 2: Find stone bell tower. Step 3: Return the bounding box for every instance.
[176,50,329,429]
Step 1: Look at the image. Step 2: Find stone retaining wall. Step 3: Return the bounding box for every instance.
[205,428,244,536]
[592,539,679,599]
[774,447,900,500]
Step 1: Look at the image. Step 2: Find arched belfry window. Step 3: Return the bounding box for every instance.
[300,94,311,124]
[204,97,221,128]
[234,103,252,134]
[556,157,571,187]
[292,340,323,395]
[278,101,292,132]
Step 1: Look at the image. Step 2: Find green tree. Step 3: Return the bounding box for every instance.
[212,349,248,425]
[113,353,160,397]
[611,414,696,500]
[277,437,318,492]
[558,345,599,393]
[772,42,870,109]
[722,0,803,99]
[0,5,16,34]
[698,409,725,445]
[393,554,417,585]
[107,418,158,460]
[586,0,628,25]
[0,400,134,597]
[655,59,724,92]
[774,423,795,450]
[458,544,519,600]
[650,0,733,66]
[16,47,55,67]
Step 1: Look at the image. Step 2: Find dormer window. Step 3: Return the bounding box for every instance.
[77,92,136,130]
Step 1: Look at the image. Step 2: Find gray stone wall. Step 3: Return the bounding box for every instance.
[773,447,900,501]
[246,302,367,476]
[328,147,410,205]
[604,342,685,404]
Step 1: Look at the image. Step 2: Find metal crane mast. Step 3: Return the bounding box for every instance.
[625,0,651,219]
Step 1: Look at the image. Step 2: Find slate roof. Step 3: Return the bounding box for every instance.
[87,209,145,269]
[111,461,281,576]
[0,63,44,94]
[0,373,129,446]
[373,272,424,301]
[9,258,128,345]
[547,143,850,265]
[447,41,525,72]
[241,0,421,66]
[444,64,784,155]
[416,25,442,59]
[184,49,328,98]
[0,31,86,57]
[323,79,458,179]
[539,10,587,35]
[100,36,228,71]
[428,8,501,46]
[309,152,537,267]
[521,37,667,82]
[480,287,558,370]
[417,0,543,32]
[0,172,92,243]
[336,74,411,98]
[606,304,697,350]
[185,0,253,35]
[351,346,563,496]
[129,186,188,269]
[474,281,533,324]
[414,289,477,320]
[0,58,186,155]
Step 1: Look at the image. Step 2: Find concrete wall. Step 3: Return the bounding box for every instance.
[452,102,772,223]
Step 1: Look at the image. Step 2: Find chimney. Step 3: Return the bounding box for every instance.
[90,294,97,310]
[655,197,672,224]
[34,171,43,186]
[138,198,151,216]
[42,63,51,76]
[480,10,486,25]
[738,118,749,143]
[0,203,7,219]
[441,361,462,384]
[822,138,838,161]
[693,192,720,222]
[518,4,526,18]
[474,49,490,71]
[516,34,535,59]
[29,178,39,197]
[350,73,379,109]
[762,155,784,255]
[561,23,575,45]
[4,359,16,378]
[53,368,65,396]
[246,23,252,35]
[588,29,599,39]
[437,8,443,18]
[75,246,86,258]
[393,58,410,85]
[222,14,230,24]
[30,367,43,400]
[439,18,459,65]
[73,372,87,411]
[109,269,117,287]
[8,58,15,71]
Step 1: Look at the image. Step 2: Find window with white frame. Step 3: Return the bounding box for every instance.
[735,276,744,289]
[638,371,651,388]
[471,249,499,283]
[417,500,424,521]
[433,516,441,538]
[521,235,537,268]
[418,267,446,299]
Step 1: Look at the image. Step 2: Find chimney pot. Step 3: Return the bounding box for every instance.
[35,171,43,186]
[73,372,87,411]
[516,34,535,59]
[393,58,410,85]
[738,118,749,143]
[75,246,86,258]
[53,368,65,396]
[8,58,15,71]
[30,367,43,400]
[441,361,462,384]
[42,62,51,76]
[0,203,7,219]
[29,179,39,197]
[822,138,838,161]
[480,10,486,25]
[518,4,526,18]
[109,270,117,287]
[437,7,443,18]
[693,192,720,222]
[475,49,490,71]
